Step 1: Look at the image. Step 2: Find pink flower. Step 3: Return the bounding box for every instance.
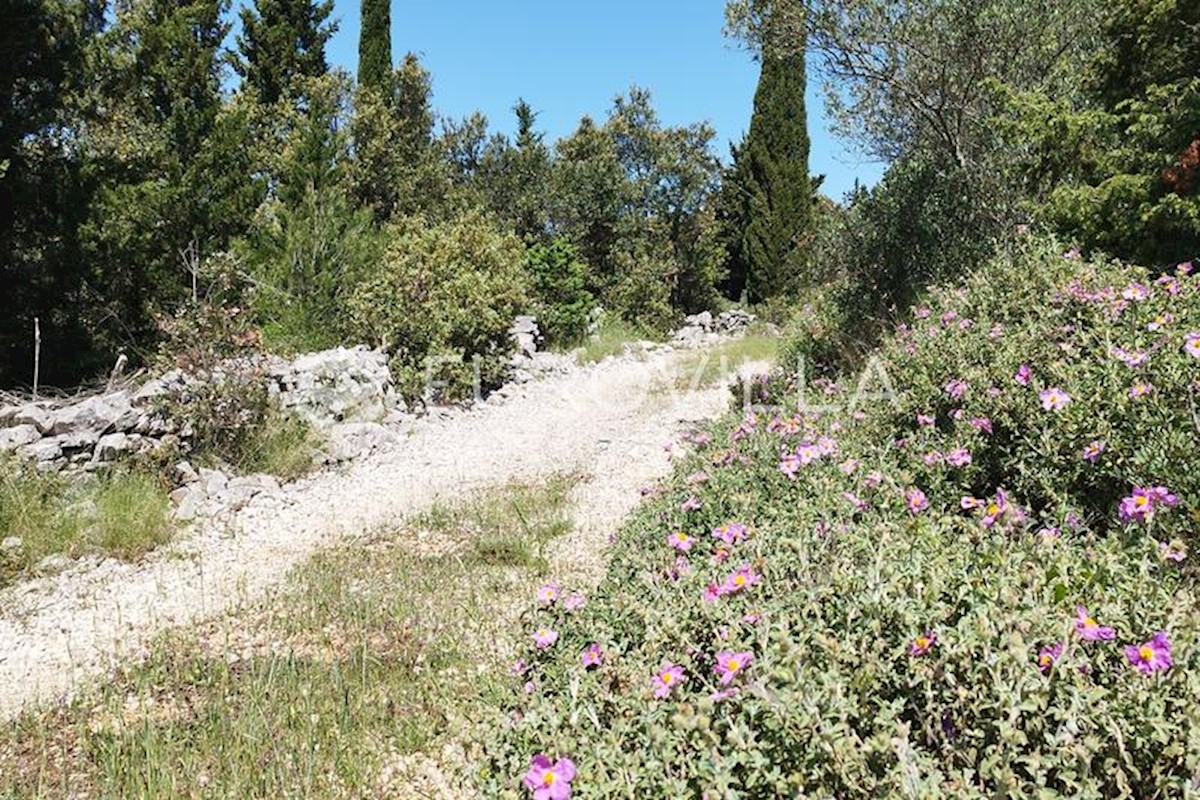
[581,643,603,668]
[536,583,561,605]
[778,453,801,478]
[1159,540,1187,562]
[1125,632,1172,674]
[905,488,929,514]
[969,417,993,434]
[916,413,936,427]
[1039,388,1071,411]
[686,470,710,484]
[844,491,867,511]
[910,631,937,656]
[1185,333,1200,358]
[668,531,694,552]
[718,563,760,596]
[864,471,884,488]
[1014,364,1032,386]
[681,495,702,512]
[946,448,972,467]
[712,522,748,545]
[1036,642,1063,673]
[960,496,983,509]
[923,450,944,466]
[1074,607,1115,641]
[1083,440,1105,463]
[523,755,576,800]
[511,659,529,676]
[709,687,741,702]
[1122,282,1149,301]
[1119,486,1177,523]
[796,442,822,465]
[1128,381,1155,399]
[944,379,968,399]
[702,583,720,603]
[651,662,685,698]
[714,651,754,685]
[839,458,859,475]
[563,593,586,611]
[533,627,559,649]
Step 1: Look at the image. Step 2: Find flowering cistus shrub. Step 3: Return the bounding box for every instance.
[480,240,1200,798]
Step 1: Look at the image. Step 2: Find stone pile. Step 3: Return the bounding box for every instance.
[670,309,758,347]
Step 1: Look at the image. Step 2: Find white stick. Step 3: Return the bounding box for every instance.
[33,317,41,400]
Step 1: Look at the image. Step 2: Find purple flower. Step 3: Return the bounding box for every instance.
[712,522,748,545]
[1119,486,1177,523]
[923,450,944,466]
[910,631,937,656]
[1083,440,1105,463]
[778,452,801,478]
[1038,526,1062,540]
[681,495,702,512]
[668,531,694,552]
[702,583,720,603]
[563,593,586,611]
[581,643,603,668]
[1074,607,1116,641]
[1036,642,1063,673]
[796,441,823,465]
[1159,540,1187,562]
[718,563,760,596]
[1039,388,1071,411]
[844,491,867,511]
[533,627,559,649]
[686,470,710,485]
[1015,364,1032,386]
[944,379,968,399]
[651,662,685,698]
[536,583,561,605]
[917,413,936,427]
[946,448,972,467]
[1185,333,1200,358]
[970,417,993,434]
[714,651,753,685]
[1125,632,1173,674]
[1128,381,1155,399]
[523,755,576,800]
[510,659,529,676]
[1122,282,1149,301]
[838,458,860,475]
[864,471,884,488]
[905,488,929,514]
[960,496,983,509]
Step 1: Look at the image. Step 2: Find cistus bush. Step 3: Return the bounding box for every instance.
[479,238,1200,798]
[349,210,529,402]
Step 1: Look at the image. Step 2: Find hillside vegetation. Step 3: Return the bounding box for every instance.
[480,241,1200,797]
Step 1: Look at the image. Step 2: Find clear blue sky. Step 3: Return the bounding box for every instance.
[314,0,884,201]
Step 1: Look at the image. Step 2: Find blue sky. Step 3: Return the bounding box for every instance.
[314,0,885,201]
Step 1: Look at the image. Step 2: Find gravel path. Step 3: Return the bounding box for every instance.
[0,346,754,720]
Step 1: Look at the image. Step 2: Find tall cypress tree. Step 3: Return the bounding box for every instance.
[358,0,391,91]
[741,1,813,303]
[236,0,336,104]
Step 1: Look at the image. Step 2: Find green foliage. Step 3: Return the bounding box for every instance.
[999,0,1200,266]
[0,459,172,584]
[480,240,1200,797]
[741,2,815,302]
[234,410,319,480]
[356,0,391,92]
[349,53,446,223]
[526,240,596,346]
[348,211,529,402]
[92,471,172,560]
[235,0,336,104]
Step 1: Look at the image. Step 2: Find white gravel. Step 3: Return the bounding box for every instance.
[0,346,762,720]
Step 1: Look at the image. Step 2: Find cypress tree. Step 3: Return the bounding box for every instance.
[741,1,813,303]
[237,0,336,104]
[358,0,392,91]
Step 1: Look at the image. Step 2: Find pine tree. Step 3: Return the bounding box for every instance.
[358,0,391,91]
[741,0,814,303]
[236,0,336,104]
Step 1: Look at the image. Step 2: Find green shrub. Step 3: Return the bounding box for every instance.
[479,239,1200,797]
[349,211,529,402]
[527,239,596,347]
[233,410,319,480]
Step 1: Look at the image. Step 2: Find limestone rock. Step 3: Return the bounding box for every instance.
[0,425,41,451]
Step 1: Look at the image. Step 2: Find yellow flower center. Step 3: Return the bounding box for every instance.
[734,575,745,586]
[661,672,673,684]
[1139,646,1154,662]
[1084,618,1097,628]
[916,637,929,649]
[676,533,687,541]
[987,504,1000,516]
[1135,496,1149,508]
[1039,655,1051,666]
[727,659,740,671]
[543,773,556,786]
